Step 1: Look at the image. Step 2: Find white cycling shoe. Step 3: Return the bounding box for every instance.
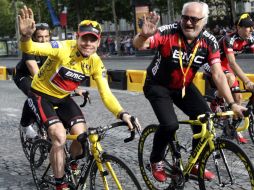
[22,124,38,139]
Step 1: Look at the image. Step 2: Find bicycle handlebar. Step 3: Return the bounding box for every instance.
[70,91,91,107]
[194,110,250,139]
[66,116,140,143]
[231,88,254,94]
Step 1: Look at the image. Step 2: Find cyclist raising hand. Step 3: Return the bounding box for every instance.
[18,6,141,190]
[133,1,246,183]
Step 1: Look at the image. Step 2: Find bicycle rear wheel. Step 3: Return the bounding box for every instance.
[30,139,55,190]
[198,138,254,190]
[19,122,40,161]
[89,153,142,190]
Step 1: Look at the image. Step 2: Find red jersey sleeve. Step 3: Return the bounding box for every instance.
[149,31,167,49]
[223,36,234,55]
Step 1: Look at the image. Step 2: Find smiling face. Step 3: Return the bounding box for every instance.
[77,34,101,57]
[180,2,206,41]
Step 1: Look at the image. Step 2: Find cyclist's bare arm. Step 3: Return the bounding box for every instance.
[26,60,39,76]
[226,53,254,89]
[210,62,246,116]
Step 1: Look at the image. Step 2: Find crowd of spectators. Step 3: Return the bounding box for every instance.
[207,24,235,41]
[98,34,135,57]
[97,25,243,57]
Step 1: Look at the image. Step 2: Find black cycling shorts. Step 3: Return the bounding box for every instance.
[28,89,85,129]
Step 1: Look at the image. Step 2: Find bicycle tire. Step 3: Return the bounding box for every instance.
[19,122,47,161]
[138,124,189,190]
[30,139,55,190]
[248,112,254,144]
[198,138,254,190]
[89,153,142,190]
[19,125,32,161]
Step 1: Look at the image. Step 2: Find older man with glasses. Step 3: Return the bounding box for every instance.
[133,1,246,182]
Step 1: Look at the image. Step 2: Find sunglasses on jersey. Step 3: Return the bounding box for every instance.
[181,15,204,24]
[35,23,49,30]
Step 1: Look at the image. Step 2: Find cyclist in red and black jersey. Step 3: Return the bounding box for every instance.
[220,13,254,93]
[133,1,246,183]
[204,13,254,143]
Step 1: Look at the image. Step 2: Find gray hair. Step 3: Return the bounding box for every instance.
[182,1,209,25]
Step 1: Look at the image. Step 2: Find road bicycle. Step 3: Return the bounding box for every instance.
[30,117,142,190]
[138,110,254,190]
[204,89,254,144]
[19,91,91,161]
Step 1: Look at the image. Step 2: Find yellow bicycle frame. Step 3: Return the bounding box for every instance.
[66,133,124,190]
[179,111,249,176]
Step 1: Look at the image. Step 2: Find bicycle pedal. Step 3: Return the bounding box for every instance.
[179,144,187,152]
[145,163,151,172]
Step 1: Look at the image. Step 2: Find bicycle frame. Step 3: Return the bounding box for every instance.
[178,111,249,178]
[66,132,125,190]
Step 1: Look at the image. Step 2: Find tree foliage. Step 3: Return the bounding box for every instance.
[0,0,15,38]
[1,0,242,38]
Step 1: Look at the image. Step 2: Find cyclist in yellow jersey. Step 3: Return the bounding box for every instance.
[18,6,141,190]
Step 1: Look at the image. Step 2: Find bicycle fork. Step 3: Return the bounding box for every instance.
[212,142,234,187]
[91,138,123,190]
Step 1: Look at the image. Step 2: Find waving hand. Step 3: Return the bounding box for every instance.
[18,6,36,39]
[140,11,160,38]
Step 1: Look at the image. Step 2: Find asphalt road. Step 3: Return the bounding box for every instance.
[0,55,254,189]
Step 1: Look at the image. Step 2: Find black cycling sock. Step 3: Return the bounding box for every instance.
[55,176,65,185]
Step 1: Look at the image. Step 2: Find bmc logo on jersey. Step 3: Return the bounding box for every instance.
[58,67,86,82]
[158,23,178,32]
[172,49,205,64]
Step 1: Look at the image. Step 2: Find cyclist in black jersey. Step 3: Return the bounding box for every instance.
[133,1,246,183]
[14,22,50,139]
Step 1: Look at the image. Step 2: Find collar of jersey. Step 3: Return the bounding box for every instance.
[69,46,89,62]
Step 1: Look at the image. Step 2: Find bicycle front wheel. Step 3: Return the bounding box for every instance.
[89,153,142,190]
[248,112,254,144]
[138,124,186,190]
[198,138,254,190]
[30,139,55,190]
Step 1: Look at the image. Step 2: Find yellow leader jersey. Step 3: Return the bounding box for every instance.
[20,39,123,117]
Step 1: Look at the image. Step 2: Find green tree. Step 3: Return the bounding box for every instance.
[0,0,16,38]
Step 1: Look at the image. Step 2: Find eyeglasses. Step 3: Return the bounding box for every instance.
[79,20,102,33]
[181,15,204,24]
[237,13,250,26]
[35,23,49,30]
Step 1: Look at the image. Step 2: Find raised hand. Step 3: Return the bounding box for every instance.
[18,6,36,38]
[140,11,160,38]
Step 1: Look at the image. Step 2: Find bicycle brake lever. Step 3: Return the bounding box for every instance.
[131,116,141,136]
[123,116,141,143]
[80,91,91,107]
[243,106,252,117]
[124,130,135,143]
